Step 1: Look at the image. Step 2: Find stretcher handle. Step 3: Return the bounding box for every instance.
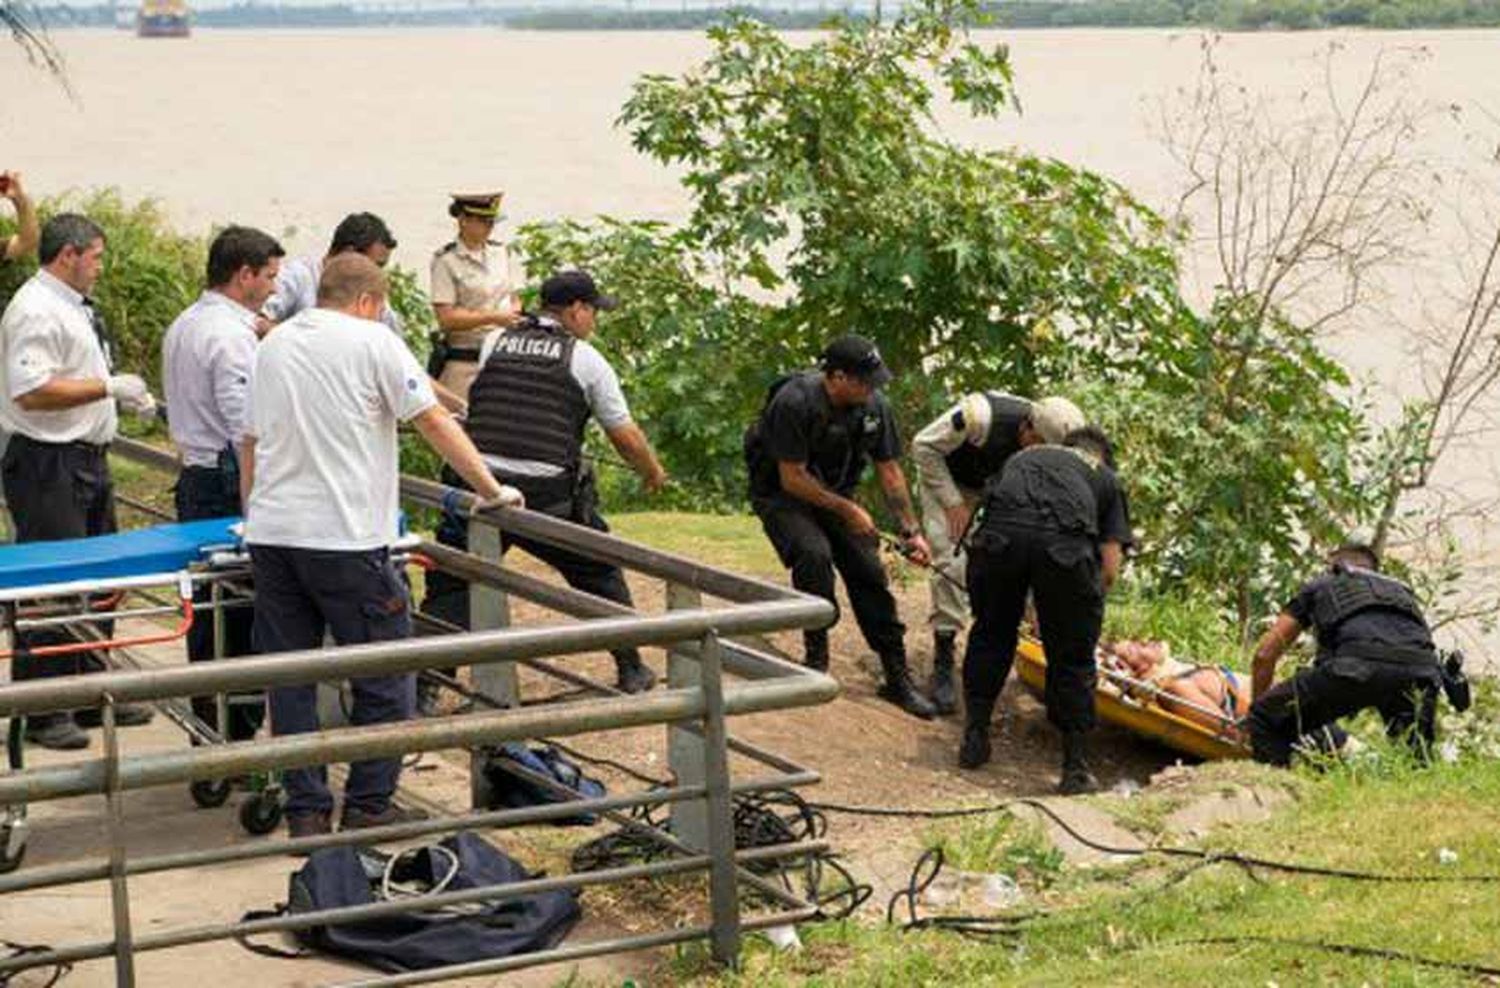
[0,579,194,661]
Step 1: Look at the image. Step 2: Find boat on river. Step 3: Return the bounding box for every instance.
[137,0,190,38]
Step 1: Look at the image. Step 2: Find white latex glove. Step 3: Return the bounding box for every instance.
[106,373,149,405]
[470,485,524,516]
[124,391,158,419]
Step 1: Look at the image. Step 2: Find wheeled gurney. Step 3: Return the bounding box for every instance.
[0,517,274,873]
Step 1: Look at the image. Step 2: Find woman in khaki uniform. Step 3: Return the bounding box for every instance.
[429,192,521,400]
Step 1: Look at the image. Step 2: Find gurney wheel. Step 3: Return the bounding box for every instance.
[0,828,24,875]
[239,793,283,836]
[189,779,232,809]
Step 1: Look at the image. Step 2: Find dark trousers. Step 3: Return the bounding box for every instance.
[1,435,117,728]
[963,526,1104,733]
[422,469,644,670]
[753,495,905,662]
[251,544,415,817]
[1249,658,1439,766]
[175,462,262,743]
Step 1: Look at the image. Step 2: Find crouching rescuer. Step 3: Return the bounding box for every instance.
[1248,537,1446,766]
[959,427,1132,794]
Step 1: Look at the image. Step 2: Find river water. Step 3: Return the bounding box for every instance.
[5,26,1500,646]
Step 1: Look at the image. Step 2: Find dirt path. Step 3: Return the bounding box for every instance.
[0,549,1183,987]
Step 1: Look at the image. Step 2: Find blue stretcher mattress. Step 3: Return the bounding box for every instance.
[0,518,242,591]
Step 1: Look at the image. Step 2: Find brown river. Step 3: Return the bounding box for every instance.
[5,26,1500,650]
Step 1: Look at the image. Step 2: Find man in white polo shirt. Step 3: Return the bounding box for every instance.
[162,224,284,744]
[241,253,519,839]
[0,212,159,751]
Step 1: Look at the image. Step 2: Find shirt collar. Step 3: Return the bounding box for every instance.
[201,289,258,327]
[454,239,490,262]
[36,268,88,310]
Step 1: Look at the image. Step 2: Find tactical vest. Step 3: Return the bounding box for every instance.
[465,317,590,475]
[1310,567,1427,634]
[944,393,1031,491]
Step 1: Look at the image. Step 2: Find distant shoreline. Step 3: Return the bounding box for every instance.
[30,3,1500,33]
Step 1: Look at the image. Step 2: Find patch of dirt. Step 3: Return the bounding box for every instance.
[432,547,1198,921]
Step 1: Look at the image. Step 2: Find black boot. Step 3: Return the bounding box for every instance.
[958,722,991,769]
[928,631,958,716]
[804,636,830,673]
[1058,730,1099,795]
[876,653,937,720]
[616,654,658,694]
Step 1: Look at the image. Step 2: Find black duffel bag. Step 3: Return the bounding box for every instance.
[241,831,580,973]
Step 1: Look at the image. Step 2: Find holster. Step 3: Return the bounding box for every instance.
[426,334,449,379]
[1441,650,1472,712]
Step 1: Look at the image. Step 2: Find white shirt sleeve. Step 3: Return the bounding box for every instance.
[5,309,63,399]
[262,258,312,323]
[212,327,257,446]
[377,335,438,423]
[571,341,631,429]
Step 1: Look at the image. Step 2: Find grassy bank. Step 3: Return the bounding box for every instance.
[658,754,1500,985]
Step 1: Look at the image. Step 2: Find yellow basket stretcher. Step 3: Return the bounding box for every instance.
[1012,636,1250,761]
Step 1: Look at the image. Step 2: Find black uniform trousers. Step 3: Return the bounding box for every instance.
[251,544,414,818]
[962,525,1103,733]
[1249,656,1439,766]
[1,434,118,729]
[422,468,645,670]
[174,459,263,742]
[753,494,906,662]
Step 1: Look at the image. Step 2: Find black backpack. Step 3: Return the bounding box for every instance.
[241,831,580,973]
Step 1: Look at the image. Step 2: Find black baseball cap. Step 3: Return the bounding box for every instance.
[819,334,892,386]
[540,269,619,311]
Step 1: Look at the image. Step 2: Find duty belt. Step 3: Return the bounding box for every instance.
[1333,642,1438,667]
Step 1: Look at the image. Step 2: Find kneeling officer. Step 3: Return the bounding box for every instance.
[1249,537,1443,766]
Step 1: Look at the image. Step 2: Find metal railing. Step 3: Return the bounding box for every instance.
[0,437,839,986]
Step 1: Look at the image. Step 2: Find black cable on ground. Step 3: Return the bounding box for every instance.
[810,796,1500,885]
[0,942,70,987]
[570,787,872,921]
[1165,936,1500,977]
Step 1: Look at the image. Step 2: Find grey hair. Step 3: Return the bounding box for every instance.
[39,213,106,265]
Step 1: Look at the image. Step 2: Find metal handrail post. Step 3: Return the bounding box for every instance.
[667,580,708,849]
[698,631,742,967]
[468,512,515,810]
[101,695,137,986]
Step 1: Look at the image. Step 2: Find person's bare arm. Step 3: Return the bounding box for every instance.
[605,421,667,493]
[432,304,521,335]
[239,436,256,508]
[778,460,874,535]
[2,173,39,261]
[1251,612,1303,700]
[411,405,506,500]
[429,377,468,417]
[1100,540,1124,593]
[14,377,108,412]
[873,459,922,534]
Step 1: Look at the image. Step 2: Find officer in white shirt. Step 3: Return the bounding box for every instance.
[0,213,159,750]
[162,225,285,743]
[241,253,519,839]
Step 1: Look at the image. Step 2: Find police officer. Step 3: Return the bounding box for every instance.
[0,213,159,750]
[745,335,937,719]
[162,225,285,743]
[1248,537,1442,766]
[241,254,519,838]
[911,393,1085,714]
[422,270,666,703]
[958,427,1131,794]
[428,192,522,401]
